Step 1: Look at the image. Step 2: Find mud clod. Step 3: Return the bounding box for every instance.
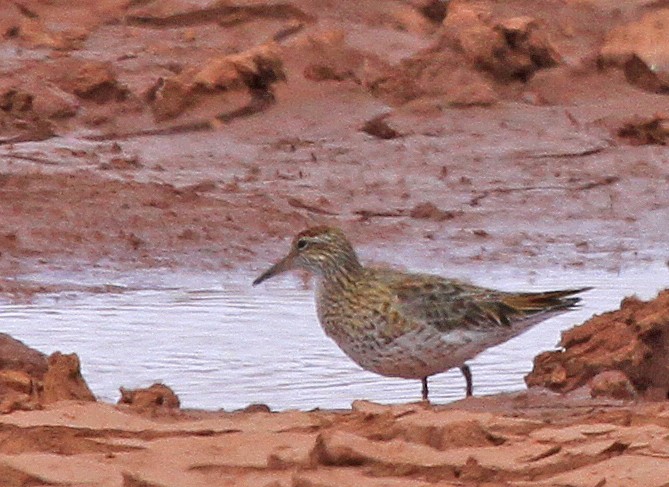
[119,383,180,412]
[526,290,669,400]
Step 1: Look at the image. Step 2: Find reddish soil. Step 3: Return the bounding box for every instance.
[1,383,669,487]
[0,0,667,288]
[1,0,669,485]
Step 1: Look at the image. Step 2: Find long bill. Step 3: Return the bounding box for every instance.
[252,254,294,286]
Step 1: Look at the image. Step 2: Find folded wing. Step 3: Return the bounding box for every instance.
[389,273,590,333]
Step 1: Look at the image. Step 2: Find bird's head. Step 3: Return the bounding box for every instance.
[253,226,361,285]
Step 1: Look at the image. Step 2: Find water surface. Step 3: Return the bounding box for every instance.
[0,263,667,410]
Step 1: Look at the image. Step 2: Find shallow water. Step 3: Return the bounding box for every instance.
[0,262,667,410]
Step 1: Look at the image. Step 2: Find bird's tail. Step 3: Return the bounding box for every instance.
[501,287,592,313]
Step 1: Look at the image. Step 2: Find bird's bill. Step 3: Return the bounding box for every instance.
[252,254,294,286]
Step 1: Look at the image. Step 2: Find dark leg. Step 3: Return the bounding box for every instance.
[460,364,473,397]
[421,377,429,402]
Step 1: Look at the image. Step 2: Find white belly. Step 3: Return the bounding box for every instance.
[322,311,565,380]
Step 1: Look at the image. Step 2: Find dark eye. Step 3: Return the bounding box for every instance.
[296,238,308,250]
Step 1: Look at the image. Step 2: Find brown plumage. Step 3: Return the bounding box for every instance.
[254,226,590,401]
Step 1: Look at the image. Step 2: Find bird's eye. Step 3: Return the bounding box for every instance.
[296,238,308,250]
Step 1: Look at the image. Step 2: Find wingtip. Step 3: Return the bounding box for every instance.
[564,287,594,307]
[564,296,584,308]
[564,286,594,296]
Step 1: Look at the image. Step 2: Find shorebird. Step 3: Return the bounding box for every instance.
[253,226,590,401]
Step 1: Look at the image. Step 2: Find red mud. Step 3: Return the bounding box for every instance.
[0,0,667,286]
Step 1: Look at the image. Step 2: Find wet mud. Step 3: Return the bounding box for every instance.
[0,0,667,286]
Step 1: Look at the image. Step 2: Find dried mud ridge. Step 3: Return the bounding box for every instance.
[0,397,668,487]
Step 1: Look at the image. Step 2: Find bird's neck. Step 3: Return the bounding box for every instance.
[316,252,364,290]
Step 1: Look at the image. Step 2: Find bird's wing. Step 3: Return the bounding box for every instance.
[382,271,589,333]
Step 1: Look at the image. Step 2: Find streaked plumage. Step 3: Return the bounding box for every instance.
[253,226,590,401]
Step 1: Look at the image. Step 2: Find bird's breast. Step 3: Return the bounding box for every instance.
[315,281,414,343]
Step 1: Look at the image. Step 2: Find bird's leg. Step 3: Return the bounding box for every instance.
[460,364,473,397]
[421,377,429,402]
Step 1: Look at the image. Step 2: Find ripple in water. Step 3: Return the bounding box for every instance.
[0,263,667,410]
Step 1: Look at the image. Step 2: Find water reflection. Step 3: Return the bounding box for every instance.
[0,263,667,410]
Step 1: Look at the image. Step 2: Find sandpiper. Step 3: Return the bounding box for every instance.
[253,226,590,401]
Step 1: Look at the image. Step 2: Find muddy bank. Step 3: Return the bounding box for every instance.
[0,0,667,289]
